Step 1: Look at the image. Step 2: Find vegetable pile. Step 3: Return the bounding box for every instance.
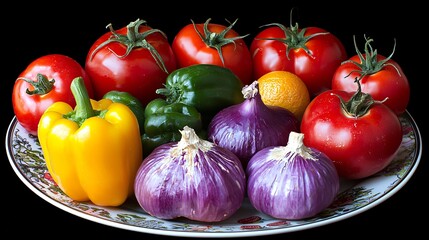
[11,14,409,222]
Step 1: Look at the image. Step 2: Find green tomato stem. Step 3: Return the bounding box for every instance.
[19,73,55,95]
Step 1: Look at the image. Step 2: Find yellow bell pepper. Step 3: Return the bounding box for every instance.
[38,77,143,207]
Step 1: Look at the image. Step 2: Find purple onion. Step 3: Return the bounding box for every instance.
[246,131,340,220]
[134,126,246,222]
[208,81,299,168]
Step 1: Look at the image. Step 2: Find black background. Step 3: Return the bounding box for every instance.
[2,2,426,239]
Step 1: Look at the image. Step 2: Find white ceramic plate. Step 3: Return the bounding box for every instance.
[6,112,421,238]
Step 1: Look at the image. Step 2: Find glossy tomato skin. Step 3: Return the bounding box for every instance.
[300,90,403,179]
[85,23,177,106]
[332,54,410,116]
[12,54,94,135]
[172,21,253,85]
[251,26,347,97]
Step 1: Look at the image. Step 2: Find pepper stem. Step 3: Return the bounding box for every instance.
[70,77,95,123]
[18,73,55,95]
[156,84,181,104]
[155,86,171,98]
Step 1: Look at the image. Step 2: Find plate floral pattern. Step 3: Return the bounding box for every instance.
[6,112,421,237]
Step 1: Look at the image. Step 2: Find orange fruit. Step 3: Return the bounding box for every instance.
[257,71,310,120]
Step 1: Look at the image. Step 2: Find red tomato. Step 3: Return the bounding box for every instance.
[250,22,347,97]
[85,19,177,106]
[331,36,410,116]
[12,54,94,135]
[172,18,253,85]
[300,85,403,179]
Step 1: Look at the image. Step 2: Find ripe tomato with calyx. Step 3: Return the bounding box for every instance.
[300,80,403,179]
[172,18,253,85]
[12,54,94,136]
[331,35,410,116]
[85,18,177,106]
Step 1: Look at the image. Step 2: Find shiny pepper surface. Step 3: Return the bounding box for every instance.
[155,64,244,126]
[103,90,145,134]
[141,98,203,156]
[38,77,143,207]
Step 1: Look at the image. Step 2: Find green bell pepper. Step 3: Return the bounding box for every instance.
[142,98,203,155]
[103,90,145,134]
[156,64,244,116]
